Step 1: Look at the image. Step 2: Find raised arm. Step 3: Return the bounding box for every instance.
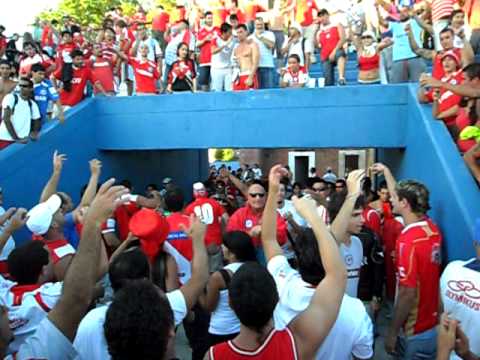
[48,179,128,341]
[78,159,101,208]
[40,151,67,202]
[178,216,209,310]
[459,31,475,66]
[289,196,347,360]
[0,208,27,254]
[405,23,433,60]
[261,165,288,262]
[330,170,365,245]
[412,15,433,35]
[370,163,397,198]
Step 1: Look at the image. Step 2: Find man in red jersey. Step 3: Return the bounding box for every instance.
[90,43,116,96]
[185,182,229,272]
[196,11,220,92]
[227,180,287,265]
[317,8,347,86]
[53,49,106,108]
[371,163,442,359]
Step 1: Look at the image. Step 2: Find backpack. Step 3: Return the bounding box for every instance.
[11,93,33,117]
[356,226,384,301]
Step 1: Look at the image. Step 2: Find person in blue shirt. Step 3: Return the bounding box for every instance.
[31,63,64,125]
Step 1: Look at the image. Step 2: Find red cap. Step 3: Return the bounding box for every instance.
[129,208,170,262]
[441,50,461,67]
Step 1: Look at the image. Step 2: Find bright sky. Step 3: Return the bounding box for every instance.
[2,0,62,36]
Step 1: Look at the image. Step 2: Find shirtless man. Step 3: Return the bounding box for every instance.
[0,60,17,118]
[232,24,259,91]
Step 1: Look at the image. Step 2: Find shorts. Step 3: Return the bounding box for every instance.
[323,48,346,64]
[233,74,259,91]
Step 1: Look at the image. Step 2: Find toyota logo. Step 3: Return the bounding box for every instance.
[447,280,480,299]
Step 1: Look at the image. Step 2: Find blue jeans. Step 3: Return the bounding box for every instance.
[395,328,437,360]
[257,67,274,89]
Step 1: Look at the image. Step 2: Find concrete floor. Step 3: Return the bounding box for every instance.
[174,304,393,360]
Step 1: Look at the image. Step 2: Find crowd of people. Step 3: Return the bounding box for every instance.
[0,151,478,359]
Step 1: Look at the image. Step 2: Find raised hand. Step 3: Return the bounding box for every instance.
[6,208,28,232]
[89,159,102,176]
[292,195,318,222]
[268,164,289,188]
[346,169,365,195]
[370,162,388,176]
[53,150,67,173]
[181,214,207,242]
[85,179,129,224]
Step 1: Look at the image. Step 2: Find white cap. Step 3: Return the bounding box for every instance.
[290,23,303,36]
[26,194,62,235]
[361,30,376,40]
[193,182,205,191]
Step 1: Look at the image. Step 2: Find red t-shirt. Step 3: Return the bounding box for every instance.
[166,212,193,261]
[185,197,226,247]
[226,205,287,247]
[437,70,464,126]
[0,36,6,54]
[56,43,76,63]
[363,206,382,238]
[152,12,170,32]
[114,202,140,241]
[128,57,160,94]
[396,219,442,336]
[90,57,115,94]
[54,65,95,106]
[210,328,298,359]
[318,24,341,61]
[41,26,54,48]
[197,26,220,65]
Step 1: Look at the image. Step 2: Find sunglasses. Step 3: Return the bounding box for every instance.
[249,193,265,198]
[313,187,327,192]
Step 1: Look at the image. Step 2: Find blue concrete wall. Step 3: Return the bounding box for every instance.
[379,85,480,261]
[94,85,408,150]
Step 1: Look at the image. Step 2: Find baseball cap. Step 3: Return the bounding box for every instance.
[162,177,172,185]
[26,194,62,235]
[361,30,376,40]
[129,208,170,262]
[441,50,461,67]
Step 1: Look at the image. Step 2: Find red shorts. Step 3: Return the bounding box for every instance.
[0,140,14,150]
[233,74,258,91]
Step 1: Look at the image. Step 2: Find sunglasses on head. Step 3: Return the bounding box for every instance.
[249,193,265,198]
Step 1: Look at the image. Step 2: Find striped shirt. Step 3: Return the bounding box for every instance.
[431,0,456,22]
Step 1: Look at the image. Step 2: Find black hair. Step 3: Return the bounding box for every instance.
[229,262,278,332]
[288,54,301,63]
[104,26,116,34]
[229,14,239,22]
[220,22,232,34]
[440,27,454,36]
[223,231,257,262]
[104,280,174,360]
[378,180,388,190]
[292,181,303,189]
[71,25,81,34]
[395,180,431,215]
[179,19,189,27]
[176,42,189,58]
[237,24,248,32]
[164,186,185,212]
[294,228,325,285]
[328,192,366,222]
[308,176,326,189]
[23,41,36,50]
[71,49,84,58]
[8,241,49,285]
[248,180,266,191]
[109,248,150,292]
[19,77,33,87]
[120,179,133,190]
[31,63,46,73]
[450,9,465,22]
[205,11,213,17]
[0,59,11,67]
[146,183,158,191]
[61,30,72,37]
[318,8,329,16]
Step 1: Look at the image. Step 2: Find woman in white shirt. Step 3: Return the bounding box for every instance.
[199,231,257,347]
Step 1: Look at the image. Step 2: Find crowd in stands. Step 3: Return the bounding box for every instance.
[0,153,479,359]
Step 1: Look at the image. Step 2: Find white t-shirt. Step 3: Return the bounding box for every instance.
[277,200,307,229]
[74,289,187,360]
[6,317,77,360]
[249,31,276,68]
[211,35,235,69]
[282,37,313,66]
[138,37,162,62]
[340,236,363,298]
[440,258,480,360]
[0,207,15,261]
[0,275,63,353]
[269,255,373,359]
[317,205,329,225]
[282,67,309,87]
[0,93,40,141]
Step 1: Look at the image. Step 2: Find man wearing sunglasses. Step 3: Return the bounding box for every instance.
[0,77,40,149]
[227,180,287,264]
